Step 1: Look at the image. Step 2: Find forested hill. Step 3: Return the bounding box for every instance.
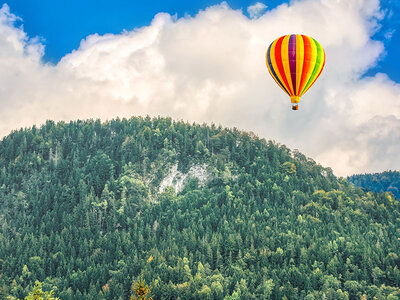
[348,171,400,199]
[0,117,399,299]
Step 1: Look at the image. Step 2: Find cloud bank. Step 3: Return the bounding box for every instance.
[0,0,399,176]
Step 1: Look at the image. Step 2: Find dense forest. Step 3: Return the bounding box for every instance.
[348,171,400,199]
[0,116,399,299]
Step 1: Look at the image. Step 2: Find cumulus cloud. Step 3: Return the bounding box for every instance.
[0,0,399,176]
[247,2,268,19]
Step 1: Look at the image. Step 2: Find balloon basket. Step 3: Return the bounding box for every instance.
[292,105,299,110]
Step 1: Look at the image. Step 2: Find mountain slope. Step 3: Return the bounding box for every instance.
[0,117,399,299]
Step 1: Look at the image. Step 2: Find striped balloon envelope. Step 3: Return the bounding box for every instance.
[266,34,325,110]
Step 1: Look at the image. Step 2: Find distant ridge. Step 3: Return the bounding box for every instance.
[348,170,400,199]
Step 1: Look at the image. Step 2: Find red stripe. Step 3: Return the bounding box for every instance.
[274,36,292,95]
[298,35,312,94]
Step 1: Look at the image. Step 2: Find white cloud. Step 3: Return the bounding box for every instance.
[0,0,399,176]
[384,28,395,39]
[247,2,268,19]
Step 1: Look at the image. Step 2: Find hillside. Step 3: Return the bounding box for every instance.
[0,117,399,299]
[348,171,400,199]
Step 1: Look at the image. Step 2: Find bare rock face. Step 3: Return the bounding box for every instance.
[158,163,209,193]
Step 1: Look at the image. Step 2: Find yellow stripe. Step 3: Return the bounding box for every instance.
[270,38,291,95]
[298,36,317,95]
[281,35,294,95]
[300,44,325,96]
[295,34,304,96]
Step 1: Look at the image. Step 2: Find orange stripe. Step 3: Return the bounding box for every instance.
[274,36,293,95]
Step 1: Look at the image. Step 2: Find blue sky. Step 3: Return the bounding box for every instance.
[365,0,400,81]
[2,0,400,81]
[2,0,287,62]
[0,0,399,176]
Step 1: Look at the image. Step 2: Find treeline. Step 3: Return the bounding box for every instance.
[0,116,399,299]
[348,171,400,199]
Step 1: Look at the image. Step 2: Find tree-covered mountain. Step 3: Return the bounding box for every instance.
[0,117,399,299]
[348,171,400,199]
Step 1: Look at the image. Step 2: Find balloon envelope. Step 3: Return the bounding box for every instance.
[266,34,325,109]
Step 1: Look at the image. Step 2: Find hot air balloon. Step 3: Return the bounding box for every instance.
[266,34,325,110]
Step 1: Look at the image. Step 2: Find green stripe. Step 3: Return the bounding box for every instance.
[301,38,322,95]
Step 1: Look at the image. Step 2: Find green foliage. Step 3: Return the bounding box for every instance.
[0,117,399,299]
[23,281,58,300]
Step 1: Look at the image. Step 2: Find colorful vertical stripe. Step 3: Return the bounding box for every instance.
[266,34,325,103]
